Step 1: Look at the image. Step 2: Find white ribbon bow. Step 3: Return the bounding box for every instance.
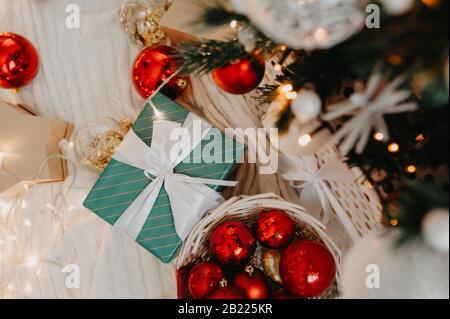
[112,113,238,241]
[281,155,354,224]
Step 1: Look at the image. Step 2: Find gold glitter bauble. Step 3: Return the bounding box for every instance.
[73,118,126,171]
[176,78,188,90]
[120,118,133,133]
[81,130,124,171]
[120,0,168,46]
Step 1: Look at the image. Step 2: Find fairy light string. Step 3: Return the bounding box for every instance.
[0,64,180,298]
[0,151,80,298]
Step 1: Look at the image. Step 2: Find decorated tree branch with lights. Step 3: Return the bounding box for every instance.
[175,0,449,208]
[172,3,450,293]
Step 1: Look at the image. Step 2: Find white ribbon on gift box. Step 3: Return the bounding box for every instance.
[112,112,238,241]
[281,155,354,224]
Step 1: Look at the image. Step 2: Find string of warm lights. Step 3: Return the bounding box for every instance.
[0,150,79,299]
[0,78,174,299]
[273,78,428,179]
[273,83,322,148]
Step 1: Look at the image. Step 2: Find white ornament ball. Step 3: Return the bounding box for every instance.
[291,90,322,122]
[229,0,365,50]
[422,209,450,253]
[342,231,449,299]
[381,0,415,15]
[230,0,248,14]
[238,26,258,53]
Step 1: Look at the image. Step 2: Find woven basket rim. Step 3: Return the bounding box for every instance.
[175,193,342,296]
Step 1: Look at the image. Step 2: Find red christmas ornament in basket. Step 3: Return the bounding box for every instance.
[280,240,337,298]
[256,210,295,249]
[209,221,256,266]
[186,262,224,299]
[209,280,245,299]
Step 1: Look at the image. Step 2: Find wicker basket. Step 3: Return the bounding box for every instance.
[176,193,342,298]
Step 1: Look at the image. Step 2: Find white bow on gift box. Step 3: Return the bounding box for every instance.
[281,155,354,224]
[112,113,238,241]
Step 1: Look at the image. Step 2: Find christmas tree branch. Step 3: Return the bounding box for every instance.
[198,2,247,26]
[385,182,449,247]
[175,3,280,75]
[177,0,449,195]
[175,39,247,75]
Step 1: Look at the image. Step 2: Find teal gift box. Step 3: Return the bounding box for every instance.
[84,94,244,263]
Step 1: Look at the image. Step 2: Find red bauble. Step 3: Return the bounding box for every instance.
[212,57,265,95]
[0,33,39,89]
[233,266,269,300]
[256,211,295,249]
[187,262,224,299]
[209,221,256,266]
[209,281,245,300]
[280,240,336,298]
[132,45,188,99]
[176,265,190,299]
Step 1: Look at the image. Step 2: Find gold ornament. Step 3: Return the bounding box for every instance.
[81,130,124,170]
[176,78,188,90]
[73,117,126,171]
[120,118,133,133]
[120,0,168,46]
[262,250,283,284]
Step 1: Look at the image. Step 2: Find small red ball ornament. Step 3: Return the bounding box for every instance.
[176,266,190,299]
[280,240,336,298]
[256,211,295,249]
[209,221,256,266]
[187,262,224,299]
[233,266,270,300]
[209,280,245,300]
[0,33,39,90]
[132,45,188,99]
[212,57,265,95]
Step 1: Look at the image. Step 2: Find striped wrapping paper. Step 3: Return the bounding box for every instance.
[84,94,244,263]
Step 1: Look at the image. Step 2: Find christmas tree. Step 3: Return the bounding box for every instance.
[175,0,449,234]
